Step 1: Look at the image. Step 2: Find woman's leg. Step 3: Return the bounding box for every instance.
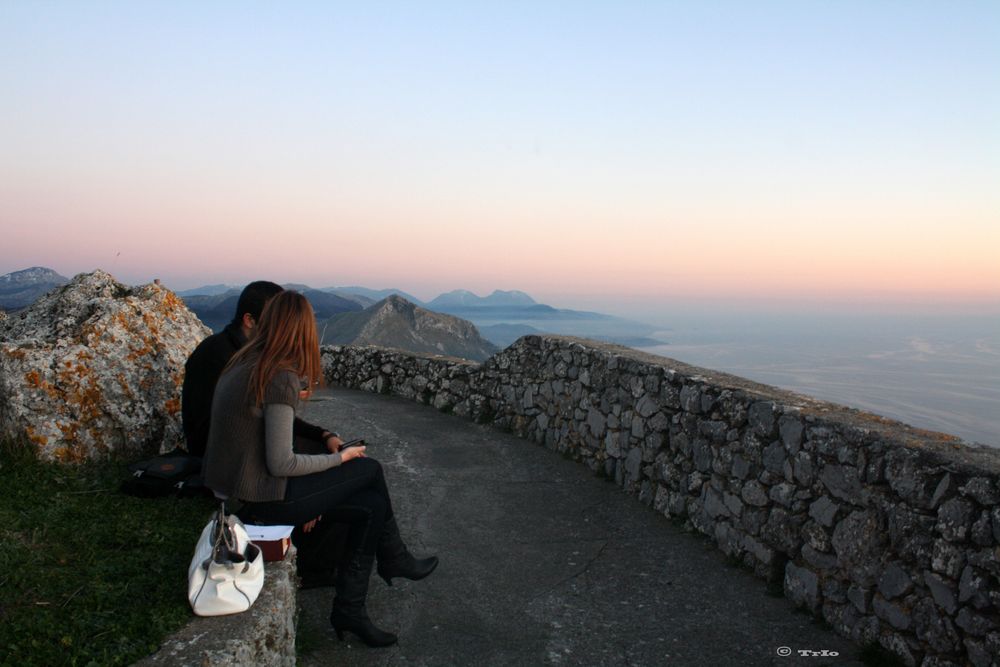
[238,457,391,526]
[325,488,397,647]
[238,464,398,648]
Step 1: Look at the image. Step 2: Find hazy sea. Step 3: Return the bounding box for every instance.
[634,311,1000,447]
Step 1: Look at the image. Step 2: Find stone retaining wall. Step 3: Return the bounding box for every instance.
[323,335,1000,667]
[136,548,297,666]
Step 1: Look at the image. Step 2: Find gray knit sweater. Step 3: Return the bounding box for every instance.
[203,360,341,502]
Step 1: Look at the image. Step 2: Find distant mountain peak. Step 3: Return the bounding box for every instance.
[0,266,68,285]
[428,289,537,309]
[327,286,424,307]
[484,290,536,306]
[320,294,497,362]
[0,267,70,311]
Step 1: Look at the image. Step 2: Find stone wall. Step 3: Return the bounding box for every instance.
[323,335,1000,667]
[136,548,298,666]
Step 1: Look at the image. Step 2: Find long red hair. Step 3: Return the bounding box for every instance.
[226,290,323,406]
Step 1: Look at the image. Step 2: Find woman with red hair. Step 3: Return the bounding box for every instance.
[203,290,437,647]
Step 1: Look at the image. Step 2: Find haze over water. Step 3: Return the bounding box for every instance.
[632,308,1000,447]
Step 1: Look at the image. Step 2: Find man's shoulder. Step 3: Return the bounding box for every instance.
[187,328,238,367]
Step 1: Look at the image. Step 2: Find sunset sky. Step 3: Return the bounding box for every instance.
[2,1,997,317]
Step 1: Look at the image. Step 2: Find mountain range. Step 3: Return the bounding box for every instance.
[180,286,364,332]
[0,268,666,360]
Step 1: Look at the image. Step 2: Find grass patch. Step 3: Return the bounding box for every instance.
[0,449,215,666]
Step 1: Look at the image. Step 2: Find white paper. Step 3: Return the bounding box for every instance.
[244,524,294,541]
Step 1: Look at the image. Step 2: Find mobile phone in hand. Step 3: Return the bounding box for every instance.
[340,438,366,450]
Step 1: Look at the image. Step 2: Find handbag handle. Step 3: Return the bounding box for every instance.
[206,502,241,567]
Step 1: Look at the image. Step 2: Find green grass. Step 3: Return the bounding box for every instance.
[0,444,216,666]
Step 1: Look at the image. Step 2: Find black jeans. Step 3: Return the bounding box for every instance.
[238,457,394,561]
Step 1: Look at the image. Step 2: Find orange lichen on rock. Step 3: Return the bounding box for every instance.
[162,290,185,311]
[24,369,59,399]
[24,370,43,388]
[24,425,47,447]
[165,397,181,415]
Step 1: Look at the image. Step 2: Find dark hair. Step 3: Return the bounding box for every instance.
[232,281,283,326]
[226,291,322,406]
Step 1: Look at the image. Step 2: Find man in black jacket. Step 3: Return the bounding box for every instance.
[182,280,343,458]
[181,280,346,587]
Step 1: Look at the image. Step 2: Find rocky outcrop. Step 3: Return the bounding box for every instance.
[0,270,209,461]
[320,294,498,362]
[323,335,1000,666]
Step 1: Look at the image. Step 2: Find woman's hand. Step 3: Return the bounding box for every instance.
[340,445,367,462]
[325,435,344,453]
[302,515,322,533]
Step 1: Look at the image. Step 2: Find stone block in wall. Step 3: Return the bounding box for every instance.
[761,507,802,555]
[802,520,832,552]
[809,496,840,528]
[937,497,976,542]
[823,601,860,638]
[931,540,966,579]
[875,596,915,632]
[762,440,786,474]
[878,631,919,667]
[970,511,994,547]
[692,438,713,473]
[802,544,838,571]
[879,562,916,599]
[889,504,937,568]
[741,481,769,508]
[779,415,804,453]
[955,607,996,636]
[784,562,820,611]
[965,635,1000,667]
[748,401,777,438]
[624,447,643,485]
[832,509,886,586]
[847,584,873,614]
[958,565,992,610]
[679,384,701,413]
[768,482,795,508]
[923,571,958,615]
[818,464,864,506]
[911,598,962,655]
[959,477,999,506]
[885,449,952,511]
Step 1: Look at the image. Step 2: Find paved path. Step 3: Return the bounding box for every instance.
[296,388,864,667]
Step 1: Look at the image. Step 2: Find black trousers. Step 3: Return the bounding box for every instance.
[238,457,394,561]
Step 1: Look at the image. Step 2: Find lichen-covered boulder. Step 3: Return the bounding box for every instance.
[0,270,210,461]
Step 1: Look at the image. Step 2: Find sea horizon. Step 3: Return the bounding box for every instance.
[631,309,999,447]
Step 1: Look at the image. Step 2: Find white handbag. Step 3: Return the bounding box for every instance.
[187,504,265,616]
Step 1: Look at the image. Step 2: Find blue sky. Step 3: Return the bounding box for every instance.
[1,1,997,314]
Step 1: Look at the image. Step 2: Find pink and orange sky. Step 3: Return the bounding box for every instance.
[2,2,997,318]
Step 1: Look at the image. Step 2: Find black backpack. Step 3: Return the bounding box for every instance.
[120,447,212,498]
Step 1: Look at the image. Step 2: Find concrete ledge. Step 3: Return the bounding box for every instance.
[136,547,297,666]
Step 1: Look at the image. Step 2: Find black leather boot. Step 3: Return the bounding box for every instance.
[376,517,439,586]
[329,551,397,647]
